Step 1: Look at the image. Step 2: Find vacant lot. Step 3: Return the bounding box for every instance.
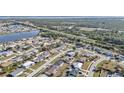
[93,60,118,77]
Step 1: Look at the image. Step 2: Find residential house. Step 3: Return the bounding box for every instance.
[45,65,58,76]
[72,62,83,70]
[66,51,75,57]
[54,60,65,67]
[22,61,35,68]
[0,50,13,56]
[66,68,80,77]
[8,68,24,77]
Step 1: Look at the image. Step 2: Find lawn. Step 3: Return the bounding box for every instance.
[97,60,117,72]
[93,71,101,77]
[18,73,27,77]
[82,62,92,70]
[24,69,33,74]
[33,68,46,77]
[0,54,16,61]
[50,57,59,64]
[2,62,21,74]
[31,61,45,70]
[55,63,69,77]
[93,60,118,77]
[100,70,108,77]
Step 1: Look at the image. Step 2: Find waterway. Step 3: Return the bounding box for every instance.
[0,30,39,43]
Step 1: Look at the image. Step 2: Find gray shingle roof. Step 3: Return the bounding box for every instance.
[10,68,24,77]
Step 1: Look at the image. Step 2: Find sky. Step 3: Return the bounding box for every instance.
[0,16,124,19]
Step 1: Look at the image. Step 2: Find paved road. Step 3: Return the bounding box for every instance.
[1,46,39,64]
[27,49,71,77]
[87,56,107,77]
[86,49,110,77]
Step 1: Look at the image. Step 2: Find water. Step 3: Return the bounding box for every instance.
[0,30,39,43]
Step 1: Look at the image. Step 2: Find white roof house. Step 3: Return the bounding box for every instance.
[73,62,83,70]
[66,51,75,57]
[22,61,35,68]
[0,50,13,56]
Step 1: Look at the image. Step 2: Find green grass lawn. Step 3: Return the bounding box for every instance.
[18,73,27,77]
[0,54,16,61]
[93,71,101,77]
[31,61,45,70]
[50,57,59,64]
[82,62,92,70]
[55,63,69,77]
[2,62,21,74]
[24,69,33,74]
